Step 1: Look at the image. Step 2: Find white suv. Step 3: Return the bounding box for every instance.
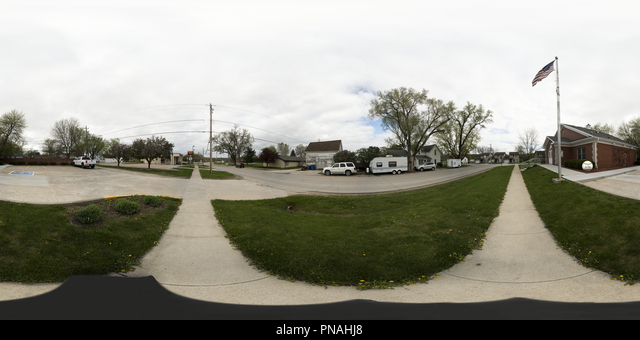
[414,162,436,171]
[323,162,357,176]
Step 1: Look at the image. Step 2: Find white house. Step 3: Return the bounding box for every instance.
[305,140,343,169]
[414,144,442,165]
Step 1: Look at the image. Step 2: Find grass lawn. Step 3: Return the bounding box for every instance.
[212,166,513,289]
[522,165,640,284]
[0,195,182,283]
[97,164,235,179]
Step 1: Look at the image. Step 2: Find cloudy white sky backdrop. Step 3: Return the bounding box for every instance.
[2,1,638,158]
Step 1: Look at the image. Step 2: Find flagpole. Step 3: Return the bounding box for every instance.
[555,56,562,180]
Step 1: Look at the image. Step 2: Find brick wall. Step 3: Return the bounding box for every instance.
[1,157,74,165]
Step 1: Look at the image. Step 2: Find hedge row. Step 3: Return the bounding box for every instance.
[564,159,594,170]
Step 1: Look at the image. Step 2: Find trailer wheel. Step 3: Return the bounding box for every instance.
[392,170,396,175]
[397,170,402,174]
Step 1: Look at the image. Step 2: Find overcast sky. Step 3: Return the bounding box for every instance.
[2,1,638,158]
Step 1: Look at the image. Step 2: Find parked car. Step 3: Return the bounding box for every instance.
[414,161,436,171]
[323,162,357,176]
[73,156,96,169]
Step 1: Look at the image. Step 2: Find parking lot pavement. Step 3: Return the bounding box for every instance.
[0,165,190,204]
[582,170,640,201]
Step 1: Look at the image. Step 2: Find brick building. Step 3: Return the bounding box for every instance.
[543,123,637,169]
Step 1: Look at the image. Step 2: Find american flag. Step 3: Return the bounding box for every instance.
[532,60,555,87]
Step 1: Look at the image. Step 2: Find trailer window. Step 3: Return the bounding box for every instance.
[389,161,397,167]
[376,162,382,167]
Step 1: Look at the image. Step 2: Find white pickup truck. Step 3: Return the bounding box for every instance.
[73,156,96,169]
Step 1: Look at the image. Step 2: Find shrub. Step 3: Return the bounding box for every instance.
[143,196,161,207]
[16,161,26,165]
[39,162,48,165]
[564,159,593,170]
[27,161,37,165]
[50,162,57,165]
[76,204,101,224]
[114,198,140,215]
[60,162,68,165]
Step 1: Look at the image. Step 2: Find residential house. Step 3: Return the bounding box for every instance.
[508,152,520,163]
[414,144,442,165]
[305,140,343,169]
[543,123,637,169]
[264,155,306,168]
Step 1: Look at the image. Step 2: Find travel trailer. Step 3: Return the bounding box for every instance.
[369,156,408,174]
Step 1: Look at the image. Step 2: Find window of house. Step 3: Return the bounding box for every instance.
[577,147,586,159]
[389,161,397,167]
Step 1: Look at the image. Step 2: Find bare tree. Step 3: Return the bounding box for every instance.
[517,127,540,161]
[50,117,83,158]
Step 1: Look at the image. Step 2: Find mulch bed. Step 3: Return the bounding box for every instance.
[64,196,167,228]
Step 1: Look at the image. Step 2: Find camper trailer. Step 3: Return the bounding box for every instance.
[369,156,408,175]
[447,159,462,168]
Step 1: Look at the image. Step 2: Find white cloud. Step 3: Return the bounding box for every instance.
[2,0,639,158]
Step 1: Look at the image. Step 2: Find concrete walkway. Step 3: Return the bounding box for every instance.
[4,164,640,305]
[539,163,640,182]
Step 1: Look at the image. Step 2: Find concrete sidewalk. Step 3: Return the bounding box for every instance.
[4,164,640,306]
[118,165,640,304]
[539,163,640,182]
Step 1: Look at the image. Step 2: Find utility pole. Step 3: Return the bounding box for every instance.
[85,126,89,156]
[210,103,213,173]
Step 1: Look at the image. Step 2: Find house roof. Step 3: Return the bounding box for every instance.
[420,144,439,152]
[278,155,305,162]
[545,124,635,149]
[305,140,342,152]
[564,124,629,144]
[386,149,408,157]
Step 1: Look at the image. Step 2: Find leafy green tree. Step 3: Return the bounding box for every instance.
[368,87,453,171]
[435,102,493,160]
[618,117,640,149]
[243,147,257,163]
[276,142,290,156]
[212,125,254,164]
[295,144,307,158]
[0,110,27,158]
[356,146,383,166]
[105,139,130,166]
[333,150,356,163]
[131,135,174,169]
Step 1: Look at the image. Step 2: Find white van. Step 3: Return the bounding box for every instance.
[369,156,408,175]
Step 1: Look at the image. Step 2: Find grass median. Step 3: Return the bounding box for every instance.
[212,166,513,289]
[522,165,640,285]
[0,195,182,283]
[97,164,235,179]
